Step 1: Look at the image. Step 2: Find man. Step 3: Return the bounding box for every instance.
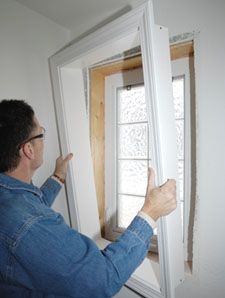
[0,99,176,298]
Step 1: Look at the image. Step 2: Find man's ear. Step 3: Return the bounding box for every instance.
[21,142,35,160]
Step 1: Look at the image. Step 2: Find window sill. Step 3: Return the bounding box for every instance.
[147,252,192,275]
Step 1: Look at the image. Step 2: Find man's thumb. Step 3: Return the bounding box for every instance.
[65,153,73,161]
[146,168,155,196]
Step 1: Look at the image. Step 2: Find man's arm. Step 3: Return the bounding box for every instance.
[40,153,73,206]
[13,168,176,298]
[40,176,62,206]
[13,213,152,298]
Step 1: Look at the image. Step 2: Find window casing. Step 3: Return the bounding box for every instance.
[50,3,185,296]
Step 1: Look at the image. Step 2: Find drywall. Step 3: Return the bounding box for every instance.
[0,0,71,223]
[154,1,225,297]
[117,0,225,297]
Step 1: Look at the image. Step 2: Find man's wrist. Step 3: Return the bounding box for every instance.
[140,205,160,222]
[137,211,157,229]
[52,174,65,185]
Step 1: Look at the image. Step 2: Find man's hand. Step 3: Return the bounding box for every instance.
[53,153,73,182]
[141,168,177,221]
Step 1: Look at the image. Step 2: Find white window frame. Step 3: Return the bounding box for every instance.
[171,57,193,262]
[49,2,184,297]
[105,69,159,255]
[105,68,146,239]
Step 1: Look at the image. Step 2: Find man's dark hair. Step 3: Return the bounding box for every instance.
[0,99,35,173]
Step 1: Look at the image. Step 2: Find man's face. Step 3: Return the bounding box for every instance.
[30,116,45,170]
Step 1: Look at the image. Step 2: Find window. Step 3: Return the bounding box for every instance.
[105,69,149,236]
[172,76,185,235]
[50,2,185,297]
[105,68,158,254]
[105,43,196,264]
[117,84,147,229]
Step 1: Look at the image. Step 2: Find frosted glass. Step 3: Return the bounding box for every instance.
[172,77,184,119]
[176,119,184,159]
[180,201,184,235]
[118,85,147,123]
[118,195,145,228]
[118,123,148,159]
[178,160,184,201]
[118,160,147,196]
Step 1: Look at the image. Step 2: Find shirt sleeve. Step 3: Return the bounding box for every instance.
[137,211,157,229]
[40,177,62,206]
[13,213,153,298]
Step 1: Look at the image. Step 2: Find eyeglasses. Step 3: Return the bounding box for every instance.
[20,127,46,147]
[27,127,46,142]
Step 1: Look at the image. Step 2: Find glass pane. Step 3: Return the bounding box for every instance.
[180,201,184,239]
[176,119,184,159]
[118,123,148,159]
[178,160,184,201]
[172,77,184,119]
[118,195,145,228]
[118,160,147,196]
[117,85,147,123]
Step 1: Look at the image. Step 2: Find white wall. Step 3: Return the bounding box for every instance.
[0,0,71,223]
[117,0,225,297]
[154,1,225,298]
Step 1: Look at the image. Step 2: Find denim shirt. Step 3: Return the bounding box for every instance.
[0,173,153,298]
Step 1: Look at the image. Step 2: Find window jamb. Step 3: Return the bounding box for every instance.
[171,56,194,263]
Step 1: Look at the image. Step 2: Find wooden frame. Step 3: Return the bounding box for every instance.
[90,56,143,232]
[170,41,194,61]
[49,1,184,297]
[91,40,194,236]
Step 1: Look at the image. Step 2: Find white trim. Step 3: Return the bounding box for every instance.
[171,57,194,262]
[49,1,184,297]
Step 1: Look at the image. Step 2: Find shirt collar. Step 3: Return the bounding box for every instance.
[0,173,42,197]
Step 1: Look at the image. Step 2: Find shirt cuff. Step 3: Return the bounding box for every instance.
[137,211,157,229]
[51,175,64,186]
